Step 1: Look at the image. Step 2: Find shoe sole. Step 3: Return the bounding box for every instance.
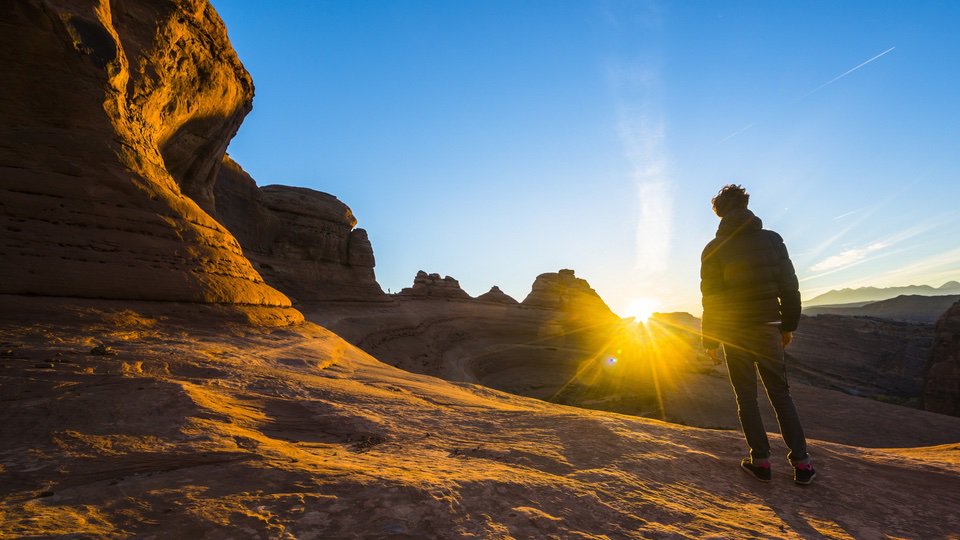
[794,471,817,485]
[740,462,771,482]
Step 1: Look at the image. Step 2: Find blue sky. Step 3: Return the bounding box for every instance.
[212,0,960,315]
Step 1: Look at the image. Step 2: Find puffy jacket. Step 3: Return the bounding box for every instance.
[700,208,801,349]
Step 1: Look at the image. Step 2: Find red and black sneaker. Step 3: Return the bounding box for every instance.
[794,462,816,485]
[740,457,772,482]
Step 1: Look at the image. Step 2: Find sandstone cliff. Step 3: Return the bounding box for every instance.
[398,271,472,299]
[213,156,383,302]
[924,301,960,415]
[0,0,288,305]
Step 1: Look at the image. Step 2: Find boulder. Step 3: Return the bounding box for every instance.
[923,301,960,416]
[0,0,288,306]
[213,156,384,302]
[476,286,519,305]
[399,271,472,299]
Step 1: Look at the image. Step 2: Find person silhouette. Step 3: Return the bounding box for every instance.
[700,184,816,485]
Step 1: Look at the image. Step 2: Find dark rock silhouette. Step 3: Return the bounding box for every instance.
[803,294,960,323]
[477,286,519,304]
[213,156,384,302]
[522,269,616,318]
[924,301,960,415]
[807,281,960,306]
[398,271,472,299]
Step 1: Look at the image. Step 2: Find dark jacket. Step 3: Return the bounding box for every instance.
[700,208,801,349]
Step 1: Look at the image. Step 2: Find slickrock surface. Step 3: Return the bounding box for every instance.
[924,301,960,415]
[476,286,519,304]
[0,0,288,306]
[398,271,473,299]
[1,296,958,538]
[214,156,384,302]
[308,300,960,449]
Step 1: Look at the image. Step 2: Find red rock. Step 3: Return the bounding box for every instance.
[0,0,288,306]
[924,301,960,415]
[213,156,384,302]
[399,271,472,299]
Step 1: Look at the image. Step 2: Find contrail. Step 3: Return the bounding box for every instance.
[805,46,896,97]
[719,46,896,144]
[718,122,756,144]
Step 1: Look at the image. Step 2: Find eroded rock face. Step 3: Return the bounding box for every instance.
[0,0,288,306]
[522,269,615,318]
[213,156,384,302]
[477,286,518,304]
[924,301,960,416]
[399,271,472,299]
[789,315,933,405]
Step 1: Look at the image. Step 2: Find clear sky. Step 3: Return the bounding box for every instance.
[211,0,960,316]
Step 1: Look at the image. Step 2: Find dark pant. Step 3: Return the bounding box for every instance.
[723,325,808,464]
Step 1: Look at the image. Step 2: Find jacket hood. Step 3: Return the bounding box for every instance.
[716,208,763,237]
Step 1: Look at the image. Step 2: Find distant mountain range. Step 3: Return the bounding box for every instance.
[805,281,960,307]
[803,294,960,324]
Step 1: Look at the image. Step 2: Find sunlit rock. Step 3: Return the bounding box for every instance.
[0,0,288,306]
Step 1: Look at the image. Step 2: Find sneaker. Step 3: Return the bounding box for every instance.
[740,457,772,482]
[794,462,816,485]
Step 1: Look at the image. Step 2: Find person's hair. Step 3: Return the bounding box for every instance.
[711,184,750,217]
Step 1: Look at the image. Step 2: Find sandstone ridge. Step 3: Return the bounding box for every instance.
[924,300,960,416]
[213,156,384,302]
[0,0,288,306]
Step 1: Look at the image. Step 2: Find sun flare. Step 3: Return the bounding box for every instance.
[621,297,661,322]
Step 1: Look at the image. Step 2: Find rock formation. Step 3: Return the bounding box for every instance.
[522,269,616,318]
[924,301,960,415]
[398,271,472,299]
[789,315,934,405]
[213,156,383,302]
[0,0,288,306]
[476,286,519,304]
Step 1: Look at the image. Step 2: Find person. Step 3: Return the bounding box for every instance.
[700,184,816,485]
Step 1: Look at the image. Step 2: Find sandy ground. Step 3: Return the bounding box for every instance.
[2,296,959,538]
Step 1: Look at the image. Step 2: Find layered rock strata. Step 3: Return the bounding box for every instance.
[924,301,960,415]
[398,271,472,299]
[0,0,288,305]
[213,157,383,302]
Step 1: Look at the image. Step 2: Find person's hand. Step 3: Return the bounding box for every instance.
[705,348,721,365]
[781,331,793,349]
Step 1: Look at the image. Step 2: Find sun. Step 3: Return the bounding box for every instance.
[621,297,661,322]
